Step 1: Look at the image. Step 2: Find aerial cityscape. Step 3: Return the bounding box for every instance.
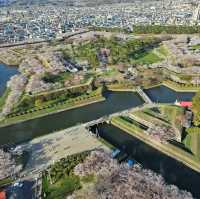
[0,0,200,44]
[0,0,200,199]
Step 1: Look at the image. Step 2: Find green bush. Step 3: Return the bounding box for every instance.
[42,152,90,199]
[47,176,81,199]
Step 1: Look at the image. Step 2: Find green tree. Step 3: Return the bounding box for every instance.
[192,90,200,126]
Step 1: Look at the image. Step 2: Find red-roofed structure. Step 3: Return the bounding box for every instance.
[179,101,192,107]
[0,191,6,199]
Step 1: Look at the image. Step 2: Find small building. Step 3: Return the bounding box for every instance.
[0,191,6,199]
[175,100,192,108]
[180,101,192,107]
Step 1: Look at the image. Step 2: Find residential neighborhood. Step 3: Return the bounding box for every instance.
[0,0,200,44]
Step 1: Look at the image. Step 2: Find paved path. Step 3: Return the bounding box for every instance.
[21,125,108,175]
[136,87,153,104]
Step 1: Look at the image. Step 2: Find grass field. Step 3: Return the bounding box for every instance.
[157,45,169,57]
[133,50,163,65]
[160,105,184,132]
[184,131,200,160]
[97,67,119,78]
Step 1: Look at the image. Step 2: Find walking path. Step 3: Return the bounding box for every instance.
[21,125,108,175]
[136,87,153,104]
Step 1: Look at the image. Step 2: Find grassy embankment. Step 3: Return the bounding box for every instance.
[98,137,115,150]
[133,108,170,127]
[0,87,105,127]
[106,82,136,92]
[163,80,200,92]
[143,80,200,92]
[159,105,184,132]
[133,105,184,130]
[0,88,10,111]
[104,76,198,100]
[183,128,200,161]
[132,105,184,140]
[111,116,200,173]
[0,177,13,188]
[184,132,200,158]
[191,44,200,50]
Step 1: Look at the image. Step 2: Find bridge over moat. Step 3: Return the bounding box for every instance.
[136,87,153,104]
[84,102,169,128]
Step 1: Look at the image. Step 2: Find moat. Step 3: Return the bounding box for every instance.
[0,63,18,96]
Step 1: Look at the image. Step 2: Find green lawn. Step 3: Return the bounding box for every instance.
[98,67,119,78]
[133,50,163,65]
[132,105,184,140]
[184,129,200,160]
[160,105,184,132]
[157,45,169,57]
[43,175,81,199]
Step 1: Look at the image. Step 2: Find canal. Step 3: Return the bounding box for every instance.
[144,85,195,103]
[0,85,195,146]
[98,124,200,198]
[0,63,18,96]
[0,91,144,145]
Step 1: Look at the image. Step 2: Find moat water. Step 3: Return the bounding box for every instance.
[0,63,18,96]
[0,86,195,145]
[98,124,200,198]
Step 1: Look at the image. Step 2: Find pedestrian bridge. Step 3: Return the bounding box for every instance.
[136,87,153,104]
[84,102,171,129]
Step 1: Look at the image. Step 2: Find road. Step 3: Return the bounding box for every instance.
[0,29,89,49]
